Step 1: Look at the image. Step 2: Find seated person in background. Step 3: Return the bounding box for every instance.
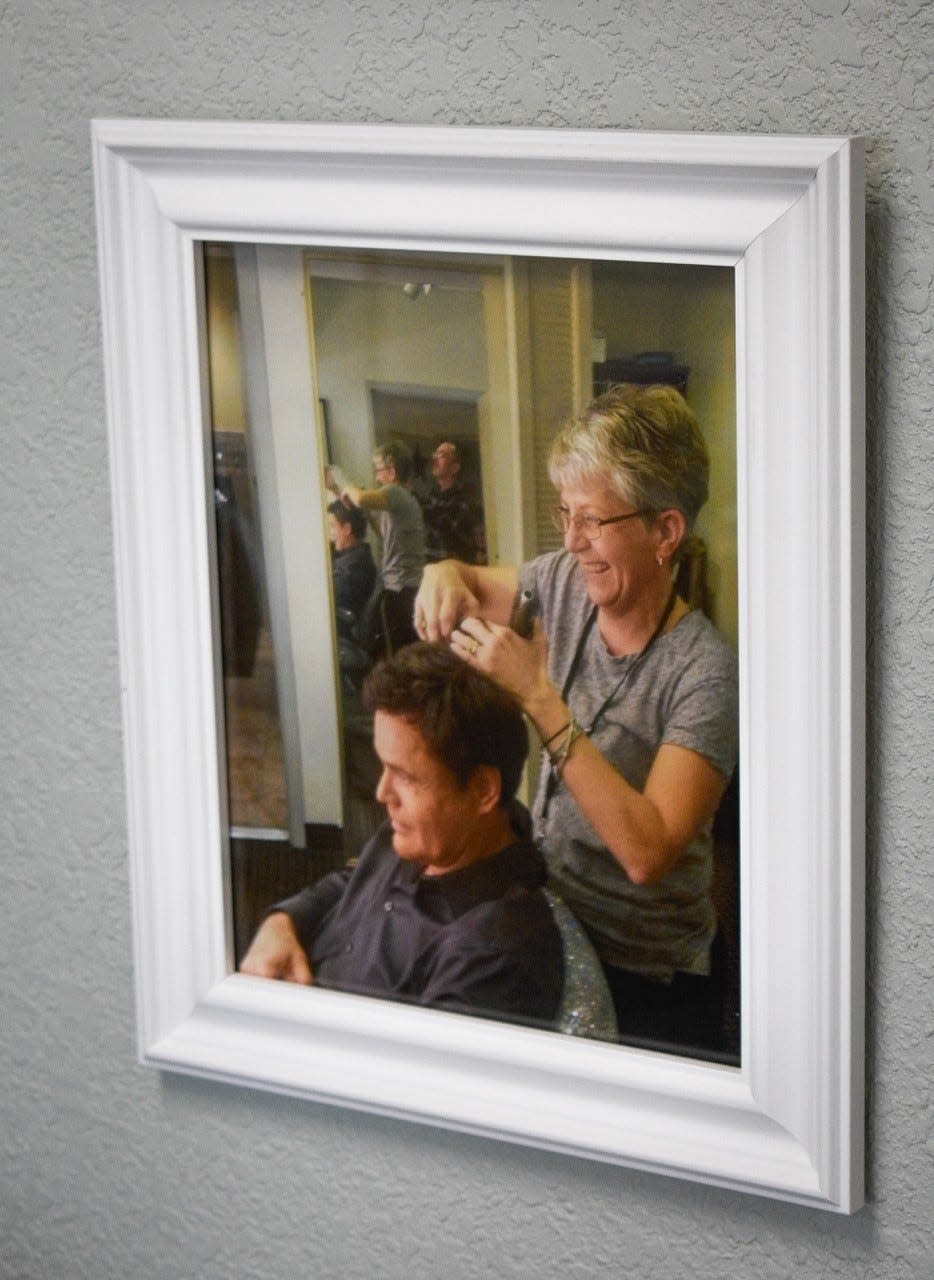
[328,499,378,623]
[240,643,563,1028]
[326,442,425,652]
[421,441,487,565]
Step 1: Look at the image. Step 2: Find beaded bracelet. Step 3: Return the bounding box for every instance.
[546,715,585,777]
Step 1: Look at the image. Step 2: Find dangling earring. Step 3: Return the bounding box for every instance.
[657,554,664,567]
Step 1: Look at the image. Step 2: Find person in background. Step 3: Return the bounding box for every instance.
[239,643,563,1028]
[414,384,738,1054]
[421,440,487,565]
[327,442,425,652]
[328,499,378,622]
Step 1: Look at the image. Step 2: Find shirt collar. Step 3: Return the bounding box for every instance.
[390,836,545,917]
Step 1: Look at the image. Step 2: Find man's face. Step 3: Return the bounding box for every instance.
[373,710,484,875]
[431,444,459,488]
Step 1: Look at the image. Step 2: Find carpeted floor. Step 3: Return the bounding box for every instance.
[222,628,288,830]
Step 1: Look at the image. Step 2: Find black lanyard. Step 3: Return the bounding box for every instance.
[561,583,678,729]
[540,583,679,816]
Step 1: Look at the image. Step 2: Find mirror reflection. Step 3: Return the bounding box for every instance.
[202,245,738,1061]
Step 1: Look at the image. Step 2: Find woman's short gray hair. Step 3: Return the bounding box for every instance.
[548,383,710,530]
[374,440,412,483]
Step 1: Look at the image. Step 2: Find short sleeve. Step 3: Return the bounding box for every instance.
[661,639,738,780]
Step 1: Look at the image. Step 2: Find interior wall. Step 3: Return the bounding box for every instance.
[205,249,247,436]
[312,275,488,488]
[593,262,737,643]
[3,2,931,1278]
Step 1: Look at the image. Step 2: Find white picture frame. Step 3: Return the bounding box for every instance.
[92,121,865,1212]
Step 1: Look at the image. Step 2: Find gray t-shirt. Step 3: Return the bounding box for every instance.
[376,484,425,591]
[519,550,738,980]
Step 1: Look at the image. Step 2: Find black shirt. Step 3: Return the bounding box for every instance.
[332,541,378,618]
[276,822,563,1028]
[421,481,486,564]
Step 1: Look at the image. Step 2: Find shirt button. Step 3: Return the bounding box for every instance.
[344,943,353,953]
[384,900,393,912]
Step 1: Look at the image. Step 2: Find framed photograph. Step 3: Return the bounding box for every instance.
[93,121,864,1211]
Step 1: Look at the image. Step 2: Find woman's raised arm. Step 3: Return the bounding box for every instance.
[414,560,518,641]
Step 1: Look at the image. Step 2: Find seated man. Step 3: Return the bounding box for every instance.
[327,499,378,622]
[240,643,563,1028]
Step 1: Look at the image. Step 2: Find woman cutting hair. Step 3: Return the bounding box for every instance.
[414,384,738,1053]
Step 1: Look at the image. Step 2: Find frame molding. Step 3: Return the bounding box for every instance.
[92,121,864,1211]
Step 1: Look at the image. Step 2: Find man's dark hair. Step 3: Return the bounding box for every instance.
[328,499,367,541]
[362,642,528,805]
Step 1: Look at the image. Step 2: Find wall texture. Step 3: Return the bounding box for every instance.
[2,1,932,1277]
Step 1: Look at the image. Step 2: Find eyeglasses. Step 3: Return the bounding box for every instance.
[550,506,655,538]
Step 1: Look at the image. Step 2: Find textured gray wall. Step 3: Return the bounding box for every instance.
[2,1,932,1276]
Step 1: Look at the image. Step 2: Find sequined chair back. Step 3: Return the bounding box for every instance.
[544,889,618,1042]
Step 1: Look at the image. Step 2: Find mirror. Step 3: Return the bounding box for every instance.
[202,242,738,1061]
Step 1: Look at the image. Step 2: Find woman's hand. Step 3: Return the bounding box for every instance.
[415,562,521,642]
[449,617,561,725]
[414,561,481,641]
[451,616,727,888]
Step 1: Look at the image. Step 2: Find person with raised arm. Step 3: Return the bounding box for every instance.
[414,384,738,1052]
[326,441,425,652]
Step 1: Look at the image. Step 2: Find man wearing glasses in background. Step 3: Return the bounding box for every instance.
[421,440,487,565]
